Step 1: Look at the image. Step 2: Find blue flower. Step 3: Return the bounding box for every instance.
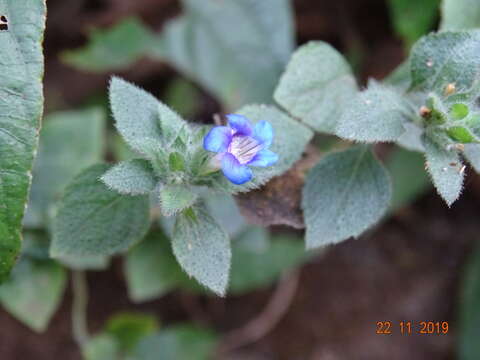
[203,114,279,184]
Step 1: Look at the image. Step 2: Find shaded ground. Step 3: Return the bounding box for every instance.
[2,0,475,359]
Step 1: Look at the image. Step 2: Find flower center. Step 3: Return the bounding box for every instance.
[229,135,262,164]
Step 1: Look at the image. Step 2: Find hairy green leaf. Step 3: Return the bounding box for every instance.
[0,0,46,281]
[51,164,150,257]
[62,17,155,72]
[410,31,480,92]
[423,135,464,206]
[274,41,357,133]
[24,108,105,228]
[159,185,198,216]
[0,258,66,332]
[172,206,230,295]
[303,146,392,248]
[101,159,157,195]
[213,105,313,193]
[441,0,480,30]
[336,81,413,142]
[109,77,163,157]
[133,325,217,360]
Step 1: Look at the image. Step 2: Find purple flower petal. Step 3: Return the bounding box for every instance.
[253,120,274,148]
[203,126,232,153]
[248,149,279,167]
[227,114,253,136]
[221,153,253,185]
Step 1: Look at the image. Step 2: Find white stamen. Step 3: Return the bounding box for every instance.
[229,135,262,164]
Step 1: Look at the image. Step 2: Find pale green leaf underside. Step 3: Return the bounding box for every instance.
[214,105,313,193]
[152,0,294,109]
[0,258,66,332]
[172,206,230,296]
[410,30,480,92]
[51,164,151,257]
[441,0,480,31]
[109,77,163,157]
[302,146,392,248]
[0,0,46,281]
[274,41,357,134]
[83,334,120,360]
[101,159,157,195]
[24,108,106,228]
[423,135,464,206]
[336,81,413,142]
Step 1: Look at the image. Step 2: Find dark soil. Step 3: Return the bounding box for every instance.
[2,0,476,359]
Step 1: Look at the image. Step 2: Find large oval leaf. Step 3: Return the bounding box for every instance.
[0,0,46,281]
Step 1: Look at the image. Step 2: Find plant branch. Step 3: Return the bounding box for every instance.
[216,269,300,356]
[72,270,90,347]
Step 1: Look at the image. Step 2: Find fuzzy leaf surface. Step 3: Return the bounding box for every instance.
[101,159,157,195]
[302,146,391,248]
[274,41,357,133]
[172,206,230,295]
[0,0,46,281]
[336,81,413,142]
[51,164,150,257]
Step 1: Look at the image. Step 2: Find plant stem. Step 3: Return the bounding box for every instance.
[72,270,90,347]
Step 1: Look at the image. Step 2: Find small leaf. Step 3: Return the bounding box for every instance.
[132,325,217,360]
[159,185,198,217]
[447,126,476,143]
[302,146,392,248]
[83,334,120,360]
[168,152,186,172]
[101,159,157,195]
[274,41,357,133]
[125,231,184,302]
[24,108,106,228]
[105,312,158,351]
[62,17,155,72]
[457,242,480,360]
[172,206,231,295]
[0,0,47,281]
[441,0,480,30]
[451,103,470,120]
[51,164,151,257]
[410,30,480,92]
[0,258,66,332]
[423,135,464,206]
[336,81,413,142]
[213,105,313,193]
[158,103,190,148]
[109,77,163,156]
